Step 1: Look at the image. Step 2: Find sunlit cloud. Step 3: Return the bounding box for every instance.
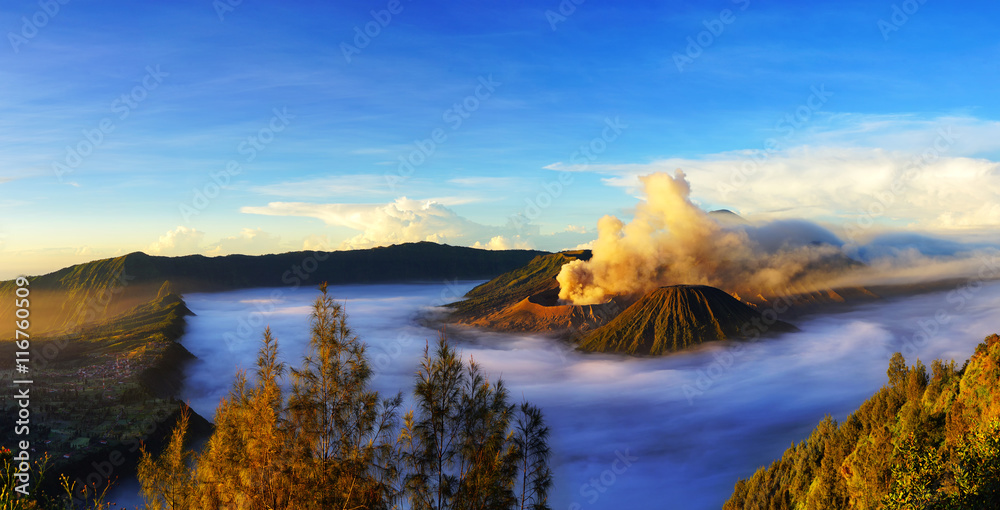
[205,228,282,256]
[147,226,206,256]
[545,114,1000,232]
[471,235,532,251]
[241,197,590,252]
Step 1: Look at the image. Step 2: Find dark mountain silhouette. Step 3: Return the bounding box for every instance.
[0,242,546,334]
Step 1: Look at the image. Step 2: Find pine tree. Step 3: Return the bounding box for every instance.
[286,282,401,509]
[138,406,195,510]
[192,327,289,509]
[454,359,518,509]
[194,371,247,509]
[403,334,553,510]
[403,334,466,510]
[514,403,552,510]
[137,285,554,510]
[242,327,289,509]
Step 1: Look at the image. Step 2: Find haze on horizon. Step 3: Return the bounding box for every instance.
[2,0,1000,279]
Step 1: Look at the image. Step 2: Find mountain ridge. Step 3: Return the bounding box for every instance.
[1,242,547,334]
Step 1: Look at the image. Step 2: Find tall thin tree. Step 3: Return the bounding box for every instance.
[514,403,552,510]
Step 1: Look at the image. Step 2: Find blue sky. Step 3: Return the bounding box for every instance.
[2,0,1000,278]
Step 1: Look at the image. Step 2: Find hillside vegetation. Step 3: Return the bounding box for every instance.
[725,334,1000,509]
[0,286,210,504]
[448,250,590,318]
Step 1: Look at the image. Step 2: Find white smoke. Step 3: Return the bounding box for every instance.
[556,171,846,304]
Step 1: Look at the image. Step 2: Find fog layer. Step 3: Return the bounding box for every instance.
[156,279,1000,509]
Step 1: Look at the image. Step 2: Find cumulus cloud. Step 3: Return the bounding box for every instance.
[243,197,518,249]
[546,115,1000,232]
[302,234,334,251]
[148,226,288,257]
[554,147,1000,232]
[242,197,592,252]
[472,235,533,251]
[148,226,205,256]
[205,228,282,256]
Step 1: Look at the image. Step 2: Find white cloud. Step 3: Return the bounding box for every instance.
[205,228,282,256]
[792,114,1000,156]
[250,176,493,206]
[549,143,1000,232]
[472,235,533,251]
[243,197,494,248]
[242,197,590,252]
[302,234,334,251]
[147,226,205,256]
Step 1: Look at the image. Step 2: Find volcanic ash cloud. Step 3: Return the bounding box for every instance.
[556,170,845,305]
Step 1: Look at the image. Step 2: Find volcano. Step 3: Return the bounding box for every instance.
[580,285,797,355]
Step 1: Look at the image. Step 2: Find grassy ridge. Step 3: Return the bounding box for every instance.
[0,291,210,497]
[448,250,590,317]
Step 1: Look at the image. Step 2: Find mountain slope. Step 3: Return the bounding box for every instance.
[725,335,1000,509]
[581,285,796,355]
[448,250,590,318]
[1,242,546,334]
[0,290,211,495]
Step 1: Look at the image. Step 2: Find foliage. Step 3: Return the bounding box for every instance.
[724,333,1000,510]
[1,448,113,509]
[0,291,201,506]
[448,251,589,317]
[134,284,553,510]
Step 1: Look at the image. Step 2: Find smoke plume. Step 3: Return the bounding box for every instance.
[556,171,846,305]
